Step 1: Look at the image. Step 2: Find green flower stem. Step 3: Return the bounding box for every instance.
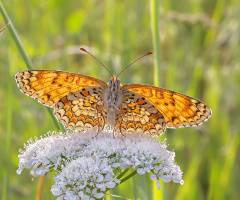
[102,168,139,199]
[104,168,131,194]
[150,0,162,87]
[0,1,64,132]
[47,110,64,132]
[116,168,130,180]
[150,1,164,198]
[0,1,34,69]
[119,168,138,185]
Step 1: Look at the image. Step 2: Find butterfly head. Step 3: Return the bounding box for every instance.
[108,76,121,98]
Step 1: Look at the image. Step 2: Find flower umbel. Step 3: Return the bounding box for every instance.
[17,130,184,199]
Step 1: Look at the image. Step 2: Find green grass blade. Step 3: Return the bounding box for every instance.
[0,1,34,69]
[150,1,164,199]
[0,1,64,132]
[1,50,11,200]
[150,0,162,87]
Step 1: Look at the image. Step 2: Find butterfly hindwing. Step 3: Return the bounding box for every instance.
[115,89,166,136]
[54,86,107,131]
[15,70,107,107]
[123,84,212,129]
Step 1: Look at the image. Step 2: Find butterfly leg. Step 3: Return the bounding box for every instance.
[92,122,102,139]
[114,105,121,111]
[120,131,126,137]
[112,128,115,138]
[100,110,107,129]
[92,131,100,139]
[118,118,126,137]
[115,107,127,137]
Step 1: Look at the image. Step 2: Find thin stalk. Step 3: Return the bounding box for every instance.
[101,168,139,199]
[0,1,64,132]
[2,50,11,200]
[115,168,130,180]
[0,1,34,69]
[104,168,131,194]
[150,1,164,199]
[150,0,162,87]
[119,169,138,185]
[5,53,12,200]
[36,176,44,200]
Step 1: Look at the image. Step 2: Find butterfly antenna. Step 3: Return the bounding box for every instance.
[117,51,153,77]
[80,48,113,76]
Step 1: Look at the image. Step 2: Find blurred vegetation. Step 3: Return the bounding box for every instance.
[0,0,240,199]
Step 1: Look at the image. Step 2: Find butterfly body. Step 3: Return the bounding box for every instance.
[105,76,123,127]
[15,70,212,136]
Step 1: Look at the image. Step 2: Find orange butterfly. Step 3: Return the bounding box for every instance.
[15,48,211,136]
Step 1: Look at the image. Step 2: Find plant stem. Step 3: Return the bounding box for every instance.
[150,2,165,199]
[119,168,138,185]
[104,168,131,194]
[0,1,64,132]
[36,176,44,200]
[102,168,138,199]
[0,1,34,69]
[150,0,162,87]
[116,168,130,180]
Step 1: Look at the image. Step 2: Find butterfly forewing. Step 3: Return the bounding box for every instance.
[15,70,106,107]
[54,86,107,131]
[123,84,212,129]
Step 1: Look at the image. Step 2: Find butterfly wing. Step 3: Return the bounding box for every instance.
[123,84,212,129]
[54,86,107,131]
[115,89,166,136]
[15,70,107,107]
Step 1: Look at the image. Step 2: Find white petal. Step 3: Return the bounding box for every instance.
[81,195,90,200]
[137,168,145,175]
[56,196,64,200]
[51,185,63,196]
[151,174,157,181]
[78,191,84,197]
[156,181,162,190]
[113,178,121,184]
[112,163,121,168]
[172,176,182,183]
[160,175,171,183]
[96,175,104,182]
[92,188,97,194]
[93,193,104,199]
[105,181,116,188]
[69,195,79,200]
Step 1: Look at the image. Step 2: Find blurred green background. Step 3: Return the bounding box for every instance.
[0,0,240,199]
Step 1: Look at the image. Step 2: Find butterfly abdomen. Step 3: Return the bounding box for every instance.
[104,85,123,127]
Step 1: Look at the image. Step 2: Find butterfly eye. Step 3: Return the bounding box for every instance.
[109,79,112,86]
[117,79,120,86]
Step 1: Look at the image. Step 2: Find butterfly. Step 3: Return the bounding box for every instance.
[15,48,212,136]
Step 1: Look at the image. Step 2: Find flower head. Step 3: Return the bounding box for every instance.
[17,130,184,199]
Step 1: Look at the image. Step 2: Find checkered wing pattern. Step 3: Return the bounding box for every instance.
[54,86,107,131]
[123,84,212,129]
[115,89,166,136]
[15,70,106,107]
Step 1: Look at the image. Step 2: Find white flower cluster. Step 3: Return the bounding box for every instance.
[17,130,184,199]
